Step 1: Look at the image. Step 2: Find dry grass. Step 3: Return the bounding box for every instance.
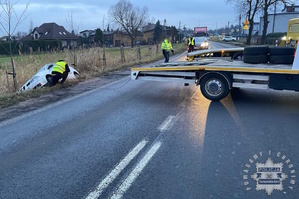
[0,43,186,107]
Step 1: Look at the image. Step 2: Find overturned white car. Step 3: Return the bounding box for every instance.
[19,63,79,92]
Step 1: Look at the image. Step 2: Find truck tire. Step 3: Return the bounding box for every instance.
[269,47,295,55]
[200,73,229,101]
[243,46,269,55]
[243,54,268,64]
[269,55,294,64]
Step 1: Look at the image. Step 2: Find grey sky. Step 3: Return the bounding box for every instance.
[8,0,240,35]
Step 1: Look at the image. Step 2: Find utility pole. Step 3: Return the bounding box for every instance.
[179,21,181,42]
[272,2,277,33]
[239,14,241,35]
[163,19,167,38]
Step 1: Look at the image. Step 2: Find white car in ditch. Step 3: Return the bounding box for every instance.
[19,63,79,92]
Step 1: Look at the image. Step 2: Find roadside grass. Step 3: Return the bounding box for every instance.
[0,43,187,108]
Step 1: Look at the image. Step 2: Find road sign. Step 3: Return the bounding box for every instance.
[244,19,249,25]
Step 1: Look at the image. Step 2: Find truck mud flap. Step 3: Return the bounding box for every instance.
[269,74,299,91]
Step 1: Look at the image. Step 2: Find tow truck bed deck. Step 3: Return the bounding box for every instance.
[131,47,299,100]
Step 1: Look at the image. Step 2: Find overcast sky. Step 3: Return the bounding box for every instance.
[7,0,241,35]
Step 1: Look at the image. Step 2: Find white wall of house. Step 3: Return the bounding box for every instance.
[33,30,40,40]
[258,12,299,35]
[253,23,259,35]
[80,30,95,38]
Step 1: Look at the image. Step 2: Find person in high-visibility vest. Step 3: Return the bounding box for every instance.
[161,37,175,63]
[49,59,70,86]
[188,36,195,52]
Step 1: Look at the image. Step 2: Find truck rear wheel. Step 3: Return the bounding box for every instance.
[200,74,229,101]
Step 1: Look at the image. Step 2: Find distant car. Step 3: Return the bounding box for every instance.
[19,63,79,92]
[222,36,236,42]
[193,37,209,50]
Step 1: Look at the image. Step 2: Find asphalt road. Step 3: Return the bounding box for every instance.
[0,42,298,199]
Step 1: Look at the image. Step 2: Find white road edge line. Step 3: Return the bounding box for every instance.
[85,139,148,199]
[158,115,176,132]
[109,141,162,199]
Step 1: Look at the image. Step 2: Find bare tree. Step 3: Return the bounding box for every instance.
[261,0,296,44]
[29,19,33,33]
[0,0,29,92]
[109,0,149,47]
[66,11,81,35]
[227,0,262,44]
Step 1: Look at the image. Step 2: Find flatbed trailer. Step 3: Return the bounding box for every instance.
[131,47,299,101]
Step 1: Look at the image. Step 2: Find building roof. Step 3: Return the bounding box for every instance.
[22,22,78,41]
[142,23,156,33]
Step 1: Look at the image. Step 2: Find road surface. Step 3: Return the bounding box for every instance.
[0,41,298,199]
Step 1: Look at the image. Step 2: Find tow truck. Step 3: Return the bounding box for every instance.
[131,46,299,101]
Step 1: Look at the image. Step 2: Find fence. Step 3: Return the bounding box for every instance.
[0,43,167,95]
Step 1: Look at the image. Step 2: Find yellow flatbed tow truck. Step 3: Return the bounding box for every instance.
[131,47,299,101]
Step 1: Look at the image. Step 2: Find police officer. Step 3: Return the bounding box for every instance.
[188,36,195,52]
[161,37,174,63]
[49,59,70,86]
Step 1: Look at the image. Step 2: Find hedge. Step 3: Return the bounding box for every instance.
[0,40,62,55]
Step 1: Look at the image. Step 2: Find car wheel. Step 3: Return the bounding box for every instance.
[200,74,229,101]
[46,74,54,87]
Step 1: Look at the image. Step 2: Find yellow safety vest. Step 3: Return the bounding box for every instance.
[161,39,172,51]
[52,61,66,74]
[188,38,194,45]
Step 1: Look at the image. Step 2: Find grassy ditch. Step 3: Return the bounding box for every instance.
[0,43,187,108]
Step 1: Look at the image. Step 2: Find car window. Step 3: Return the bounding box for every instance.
[47,64,54,70]
[194,37,206,43]
[37,64,54,73]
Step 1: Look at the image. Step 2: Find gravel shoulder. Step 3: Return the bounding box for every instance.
[0,68,131,123]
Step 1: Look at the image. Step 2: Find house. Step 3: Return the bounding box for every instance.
[258,5,299,35]
[79,30,96,43]
[142,23,156,44]
[253,22,259,36]
[21,22,78,48]
[103,30,114,46]
[112,30,143,47]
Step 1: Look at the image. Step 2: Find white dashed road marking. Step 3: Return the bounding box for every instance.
[158,115,176,132]
[86,114,177,199]
[109,141,162,199]
[85,139,148,199]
